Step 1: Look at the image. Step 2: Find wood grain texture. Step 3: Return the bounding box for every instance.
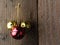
[38,0,60,45]
[0,0,38,45]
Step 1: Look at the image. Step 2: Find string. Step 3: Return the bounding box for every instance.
[15,0,24,24]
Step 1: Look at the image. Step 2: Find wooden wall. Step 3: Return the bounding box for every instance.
[0,0,60,45]
[0,0,38,45]
[38,0,60,45]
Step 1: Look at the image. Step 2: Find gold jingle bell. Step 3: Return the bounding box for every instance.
[7,21,17,30]
[20,21,31,29]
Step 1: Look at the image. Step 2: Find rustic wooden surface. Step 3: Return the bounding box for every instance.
[1,0,60,45]
[0,0,38,45]
[38,0,60,45]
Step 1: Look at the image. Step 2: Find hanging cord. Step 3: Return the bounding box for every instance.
[15,0,24,24]
[15,3,20,24]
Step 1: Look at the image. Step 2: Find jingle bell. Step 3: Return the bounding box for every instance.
[7,21,17,30]
[11,26,25,39]
[20,21,31,29]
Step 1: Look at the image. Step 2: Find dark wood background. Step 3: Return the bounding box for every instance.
[38,0,60,45]
[0,0,60,45]
[0,0,38,45]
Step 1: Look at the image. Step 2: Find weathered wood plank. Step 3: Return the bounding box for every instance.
[38,0,60,45]
[0,0,38,45]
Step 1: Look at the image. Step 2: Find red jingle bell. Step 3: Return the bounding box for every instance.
[11,26,25,39]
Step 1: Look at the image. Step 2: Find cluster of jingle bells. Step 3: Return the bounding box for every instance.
[7,21,31,40]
